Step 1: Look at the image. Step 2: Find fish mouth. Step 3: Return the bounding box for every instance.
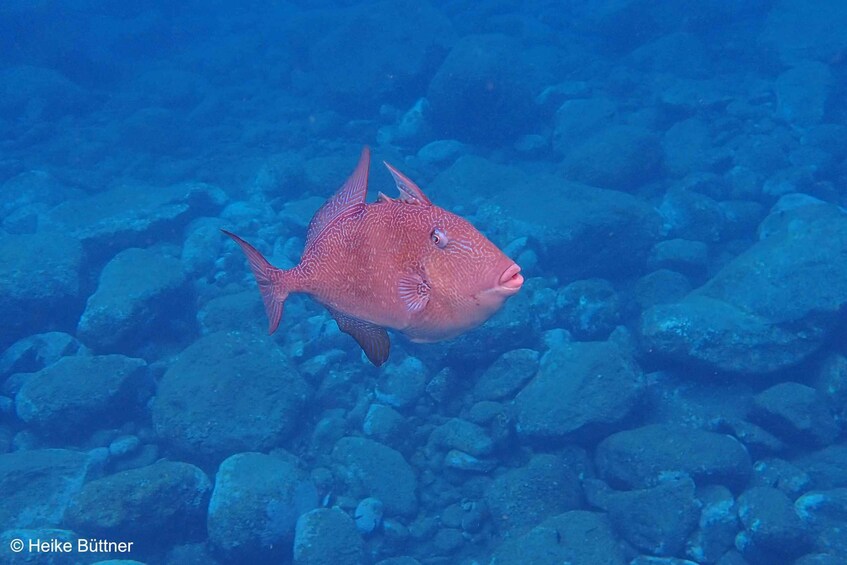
[497,263,524,293]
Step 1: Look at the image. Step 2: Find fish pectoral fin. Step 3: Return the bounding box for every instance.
[327,308,391,367]
[398,273,431,313]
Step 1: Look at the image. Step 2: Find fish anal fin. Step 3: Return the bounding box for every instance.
[328,308,391,367]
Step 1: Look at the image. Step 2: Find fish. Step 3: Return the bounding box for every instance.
[222,147,523,366]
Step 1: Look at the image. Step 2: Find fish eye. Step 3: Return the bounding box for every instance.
[430,227,448,249]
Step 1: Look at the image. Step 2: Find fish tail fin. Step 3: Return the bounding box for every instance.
[222,230,289,334]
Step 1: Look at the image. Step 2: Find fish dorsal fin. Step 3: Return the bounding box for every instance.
[327,307,391,367]
[306,147,370,248]
[376,191,395,203]
[383,161,432,206]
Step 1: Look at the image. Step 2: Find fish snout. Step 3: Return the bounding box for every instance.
[497,263,524,294]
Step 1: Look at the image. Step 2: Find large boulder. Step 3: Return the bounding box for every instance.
[293,508,365,565]
[428,34,543,145]
[640,203,847,374]
[152,332,311,463]
[0,233,83,348]
[65,461,210,545]
[428,156,662,280]
[0,449,93,528]
[77,248,191,353]
[515,340,643,443]
[208,452,318,561]
[15,354,149,437]
[290,0,453,112]
[595,424,752,489]
[0,332,87,380]
[43,181,225,262]
[490,510,626,565]
[760,0,847,65]
[331,437,417,517]
[484,453,584,535]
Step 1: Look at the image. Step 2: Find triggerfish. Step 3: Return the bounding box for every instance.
[223,147,523,366]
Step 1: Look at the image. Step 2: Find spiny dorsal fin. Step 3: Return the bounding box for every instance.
[305,147,370,248]
[383,161,432,206]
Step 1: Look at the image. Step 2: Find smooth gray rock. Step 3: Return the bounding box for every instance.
[490,510,626,565]
[515,340,643,443]
[685,485,739,564]
[562,125,662,191]
[77,248,190,353]
[595,424,752,489]
[640,204,847,375]
[375,357,426,410]
[752,382,840,447]
[44,181,225,261]
[152,332,311,463]
[735,486,810,560]
[428,418,493,458]
[484,453,583,535]
[293,507,364,565]
[208,452,318,561]
[65,461,210,542]
[332,437,417,517]
[0,332,87,379]
[15,354,148,435]
[474,348,539,401]
[0,449,92,528]
[0,233,83,348]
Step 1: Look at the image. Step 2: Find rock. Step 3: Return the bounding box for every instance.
[473,348,539,401]
[432,527,463,554]
[417,140,467,167]
[735,486,810,561]
[65,461,210,544]
[196,291,265,335]
[795,488,847,559]
[428,418,493,458]
[775,62,833,126]
[362,404,407,448]
[0,66,87,123]
[515,341,643,443]
[556,279,621,340]
[484,453,583,534]
[634,269,692,309]
[662,118,723,178]
[15,355,149,436]
[686,485,740,563]
[751,382,840,447]
[751,458,811,498]
[354,497,383,535]
[561,125,662,191]
[0,332,87,379]
[208,452,318,561]
[649,239,709,278]
[795,445,847,490]
[552,97,617,156]
[428,34,542,144]
[108,435,141,459]
[443,450,496,473]
[429,157,662,280]
[760,0,847,64]
[658,188,727,243]
[181,217,224,278]
[293,508,364,565]
[375,357,426,410]
[291,0,453,111]
[152,332,311,463]
[0,233,83,348]
[43,181,225,261]
[640,200,847,375]
[490,510,626,565]
[816,354,847,423]
[332,437,417,516]
[595,424,752,489]
[77,248,191,353]
[0,449,92,528]
[601,477,700,556]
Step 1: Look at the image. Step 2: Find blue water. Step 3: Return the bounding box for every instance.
[1,1,846,564]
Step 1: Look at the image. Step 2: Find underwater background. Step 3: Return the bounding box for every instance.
[1,0,847,564]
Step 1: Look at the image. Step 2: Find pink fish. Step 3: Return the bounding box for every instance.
[223,147,523,366]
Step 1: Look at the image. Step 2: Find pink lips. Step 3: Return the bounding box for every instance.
[498,263,524,292]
